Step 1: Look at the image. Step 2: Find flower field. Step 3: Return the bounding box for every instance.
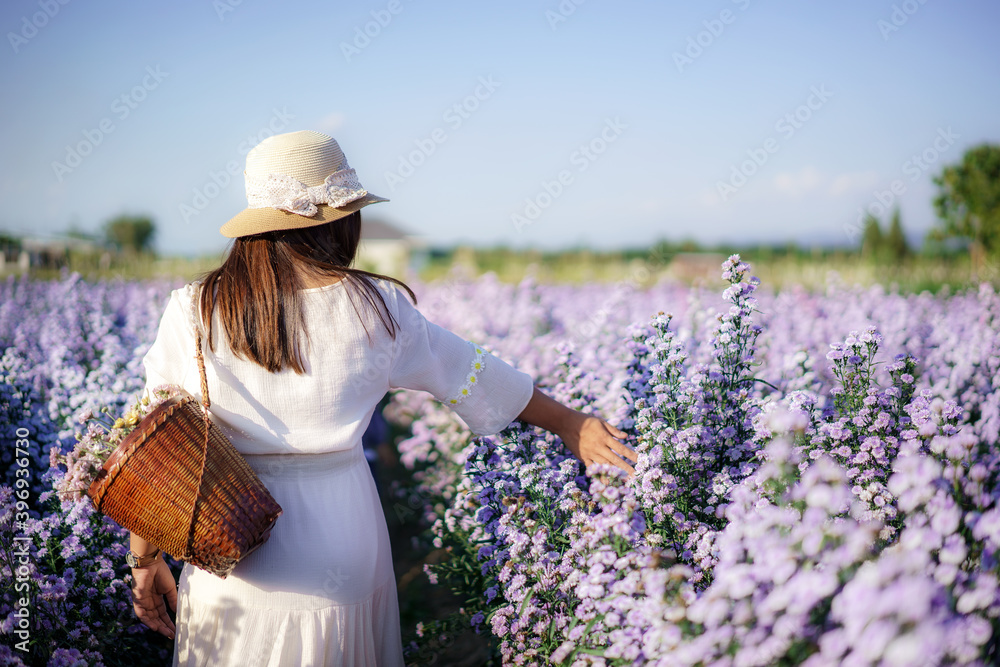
[2,258,1000,666]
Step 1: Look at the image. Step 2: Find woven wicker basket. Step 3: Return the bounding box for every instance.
[87,312,282,579]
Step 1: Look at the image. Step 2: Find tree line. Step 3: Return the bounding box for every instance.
[4,144,999,267]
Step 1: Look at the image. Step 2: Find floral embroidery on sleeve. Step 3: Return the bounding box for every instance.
[446,342,487,406]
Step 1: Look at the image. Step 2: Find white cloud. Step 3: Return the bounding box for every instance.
[317,113,346,133]
[773,166,822,197]
[771,167,882,199]
[636,197,667,213]
[698,187,721,208]
[827,170,879,196]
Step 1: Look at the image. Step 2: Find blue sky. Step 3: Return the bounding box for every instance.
[1,0,998,256]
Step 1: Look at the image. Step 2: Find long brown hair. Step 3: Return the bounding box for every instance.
[198,211,416,374]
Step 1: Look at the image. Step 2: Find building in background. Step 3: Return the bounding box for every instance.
[0,233,106,273]
[356,218,425,278]
[666,253,726,283]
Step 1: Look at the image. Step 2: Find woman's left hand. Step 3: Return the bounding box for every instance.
[558,414,637,477]
[517,387,638,477]
[130,555,177,640]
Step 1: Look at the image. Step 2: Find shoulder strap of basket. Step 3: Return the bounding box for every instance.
[188,282,211,412]
[187,285,212,560]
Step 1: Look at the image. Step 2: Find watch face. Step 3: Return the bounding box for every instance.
[126,552,138,568]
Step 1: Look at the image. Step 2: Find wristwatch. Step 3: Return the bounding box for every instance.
[126,548,161,568]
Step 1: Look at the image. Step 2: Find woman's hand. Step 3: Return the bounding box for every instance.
[130,556,177,641]
[517,387,637,477]
[557,414,637,476]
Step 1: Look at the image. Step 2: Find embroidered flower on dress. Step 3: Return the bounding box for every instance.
[446,342,486,406]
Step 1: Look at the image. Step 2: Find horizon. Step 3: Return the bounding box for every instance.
[1,1,998,255]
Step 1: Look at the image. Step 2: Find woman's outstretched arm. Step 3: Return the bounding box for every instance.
[517,387,637,476]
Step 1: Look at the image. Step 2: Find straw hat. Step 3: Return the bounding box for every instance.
[220,130,388,238]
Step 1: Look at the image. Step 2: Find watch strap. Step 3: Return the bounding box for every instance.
[128,548,161,568]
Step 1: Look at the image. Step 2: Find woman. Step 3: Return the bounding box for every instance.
[127,130,637,666]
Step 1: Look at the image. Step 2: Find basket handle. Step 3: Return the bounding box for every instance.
[184,287,212,560]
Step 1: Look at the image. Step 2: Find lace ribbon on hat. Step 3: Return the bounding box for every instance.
[445,342,487,406]
[245,164,368,217]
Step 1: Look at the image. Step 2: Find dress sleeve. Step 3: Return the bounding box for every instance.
[388,287,535,436]
[141,284,199,396]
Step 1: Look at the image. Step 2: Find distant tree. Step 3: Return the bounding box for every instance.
[0,232,21,260]
[66,224,98,242]
[860,214,883,260]
[885,207,911,262]
[103,215,155,254]
[932,144,1000,260]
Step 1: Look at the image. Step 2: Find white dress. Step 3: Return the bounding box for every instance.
[140,279,534,667]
